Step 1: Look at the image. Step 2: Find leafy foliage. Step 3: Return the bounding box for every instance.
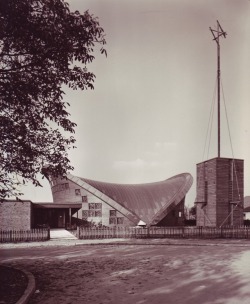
[0,0,106,199]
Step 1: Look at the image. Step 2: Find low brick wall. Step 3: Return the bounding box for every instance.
[0,200,32,230]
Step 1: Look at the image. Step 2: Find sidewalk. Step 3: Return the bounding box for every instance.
[1,236,250,249]
[50,228,78,240]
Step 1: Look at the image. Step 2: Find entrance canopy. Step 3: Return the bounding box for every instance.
[33,203,82,209]
[33,202,82,228]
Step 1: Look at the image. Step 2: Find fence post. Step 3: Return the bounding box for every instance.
[147,227,150,238]
[47,228,50,240]
[113,226,116,238]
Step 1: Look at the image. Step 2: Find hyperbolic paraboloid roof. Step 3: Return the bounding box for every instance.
[71,173,193,226]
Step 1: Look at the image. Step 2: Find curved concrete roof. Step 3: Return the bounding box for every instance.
[74,173,193,226]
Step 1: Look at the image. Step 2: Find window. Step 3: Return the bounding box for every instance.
[88,210,95,217]
[117,217,124,225]
[178,211,182,218]
[82,201,103,218]
[82,196,88,202]
[95,210,102,217]
[89,203,95,209]
[75,189,81,196]
[109,217,117,225]
[95,203,102,209]
[82,210,88,219]
[83,210,102,218]
[110,210,117,217]
[88,203,102,210]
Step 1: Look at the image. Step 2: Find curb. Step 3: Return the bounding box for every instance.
[16,268,36,304]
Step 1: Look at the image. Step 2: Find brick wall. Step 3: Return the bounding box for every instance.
[0,200,32,230]
[196,157,244,227]
[216,159,244,226]
[196,159,217,226]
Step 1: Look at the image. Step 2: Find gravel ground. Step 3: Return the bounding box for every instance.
[1,239,250,304]
[0,265,28,304]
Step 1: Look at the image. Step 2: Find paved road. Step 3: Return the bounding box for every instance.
[1,240,250,304]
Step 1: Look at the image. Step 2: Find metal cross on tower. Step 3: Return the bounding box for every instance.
[209,21,227,158]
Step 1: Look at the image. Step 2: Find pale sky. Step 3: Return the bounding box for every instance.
[20,0,250,207]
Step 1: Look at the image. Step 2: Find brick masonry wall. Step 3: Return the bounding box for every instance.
[217,159,244,226]
[0,200,32,230]
[196,159,217,226]
[196,158,244,227]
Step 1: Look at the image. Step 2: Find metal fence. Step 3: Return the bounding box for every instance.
[0,228,50,243]
[77,226,250,240]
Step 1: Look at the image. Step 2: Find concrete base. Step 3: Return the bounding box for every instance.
[50,229,77,240]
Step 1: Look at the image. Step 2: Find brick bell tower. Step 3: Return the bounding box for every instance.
[196,158,244,227]
[195,22,244,227]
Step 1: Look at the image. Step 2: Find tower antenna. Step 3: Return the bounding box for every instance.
[209,20,227,158]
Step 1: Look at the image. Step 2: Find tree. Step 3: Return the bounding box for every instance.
[0,0,106,199]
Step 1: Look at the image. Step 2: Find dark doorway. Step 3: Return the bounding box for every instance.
[32,203,81,229]
[57,210,65,228]
[33,208,68,228]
